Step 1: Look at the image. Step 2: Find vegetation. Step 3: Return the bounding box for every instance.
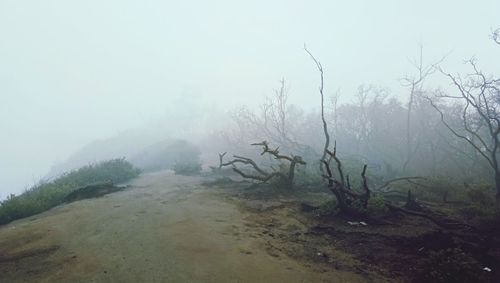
[314,199,339,216]
[211,33,500,225]
[366,195,388,216]
[0,158,140,225]
[213,34,500,207]
[203,36,500,283]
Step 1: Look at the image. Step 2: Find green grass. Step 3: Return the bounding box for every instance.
[0,158,140,225]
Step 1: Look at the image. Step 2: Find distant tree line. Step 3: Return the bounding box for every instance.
[209,30,499,203]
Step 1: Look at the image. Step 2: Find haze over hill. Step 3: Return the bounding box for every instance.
[2,2,500,282]
[1,0,499,198]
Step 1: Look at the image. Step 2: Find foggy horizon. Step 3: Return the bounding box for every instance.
[3,2,500,282]
[1,0,499,198]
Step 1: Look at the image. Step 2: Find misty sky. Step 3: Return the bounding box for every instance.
[1,0,499,198]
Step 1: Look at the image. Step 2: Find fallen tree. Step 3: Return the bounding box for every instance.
[220,141,306,189]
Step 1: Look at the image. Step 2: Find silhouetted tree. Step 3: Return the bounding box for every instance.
[428,58,500,203]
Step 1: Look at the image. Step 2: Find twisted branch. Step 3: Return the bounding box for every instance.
[220,141,305,188]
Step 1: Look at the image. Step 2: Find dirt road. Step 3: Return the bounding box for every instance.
[0,171,366,282]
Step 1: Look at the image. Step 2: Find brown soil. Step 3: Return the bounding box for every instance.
[0,171,368,282]
[209,180,500,283]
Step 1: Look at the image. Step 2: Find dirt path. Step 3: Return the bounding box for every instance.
[0,171,367,282]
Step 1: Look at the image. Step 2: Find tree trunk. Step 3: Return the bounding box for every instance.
[495,171,500,205]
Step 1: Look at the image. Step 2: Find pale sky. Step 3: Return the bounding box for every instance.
[1,0,499,197]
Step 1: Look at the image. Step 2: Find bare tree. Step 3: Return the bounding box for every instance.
[329,92,340,138]
[428,58,500,203]
[304,45,330,174]
[217,152,227,169]
[323,144,473,229]
[352,85,389,154]
[261,78,303,151]
[400,45,443,172]
[222,78,306,156]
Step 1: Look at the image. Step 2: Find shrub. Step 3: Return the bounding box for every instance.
[367,195,388,216]
[458,204,498,220]
[294,166,323,190]
[0,158,140,225]
[315,199,339,216]
[466,185,495,206]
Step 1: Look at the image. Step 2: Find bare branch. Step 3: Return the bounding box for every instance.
[376,176,427,191]
[221,141,305,188]
[325,141,345,187]
[425,96,494,167]
[218,152,227,169]
[304,44,330,174]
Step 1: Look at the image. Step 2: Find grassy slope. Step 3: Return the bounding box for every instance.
[0,158,140,225]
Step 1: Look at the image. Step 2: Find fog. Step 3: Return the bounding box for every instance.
[1,0,499,198]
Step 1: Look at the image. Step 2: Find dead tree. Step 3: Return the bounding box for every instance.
[400,45,444,172]
[261,78,296,148]
[321,142,476,230]
[221,141,306,188]
[427,58,500,203]
[304,45,330,174]
[217,152,227,169]
[224,79,308,157]
[353,85,389,154]
[329,92,340,138]
[321,142,370,213]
